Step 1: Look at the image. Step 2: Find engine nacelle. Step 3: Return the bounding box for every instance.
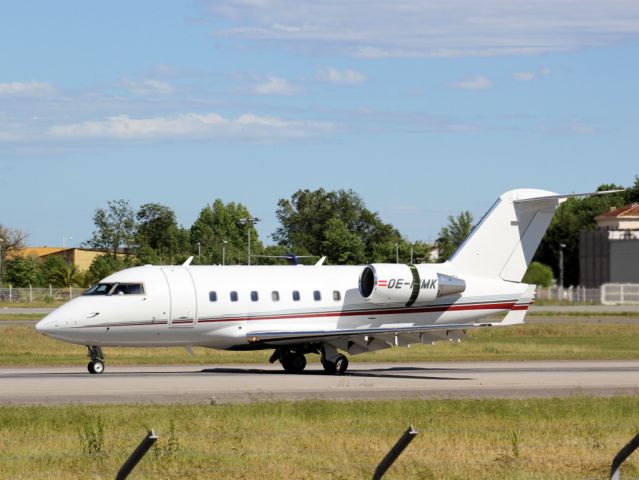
[359,263,466,306]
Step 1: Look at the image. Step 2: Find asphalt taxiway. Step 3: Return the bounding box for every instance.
[1,360,637,405]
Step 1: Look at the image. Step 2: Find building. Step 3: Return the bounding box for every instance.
[11,247,116,272]
[580,203,639,287]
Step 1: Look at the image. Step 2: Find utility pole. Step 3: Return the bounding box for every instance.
[239,217,260,265]
[222,240,227,266]
[559,243,566,288]
[395,242,399,264]
[0,238,3,287]
[197,242,201,260]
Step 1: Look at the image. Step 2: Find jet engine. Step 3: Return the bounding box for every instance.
[358,263,466,306]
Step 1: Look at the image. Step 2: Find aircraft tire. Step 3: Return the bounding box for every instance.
[88,361,105,374]
[321,359,337,374]
[281,352,306,374]
[335,355,349,374]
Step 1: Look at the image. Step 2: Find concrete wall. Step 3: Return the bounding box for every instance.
[610,239,639,283]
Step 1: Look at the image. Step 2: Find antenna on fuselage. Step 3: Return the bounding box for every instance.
[182,256,194,267]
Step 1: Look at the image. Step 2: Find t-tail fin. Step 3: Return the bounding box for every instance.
[448,189,563,282]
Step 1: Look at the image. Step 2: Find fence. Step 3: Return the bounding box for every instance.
[601,283,639,306]
[536,283,639,305]
[536,285,602,303]
[0,285,85,303]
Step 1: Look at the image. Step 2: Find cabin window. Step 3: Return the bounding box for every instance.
[333,290,341,301]
[292,290,300,301]
[230,291,238,302]
[251,291,259,302]
[313,290,321,301]
[209,291,217,302]
[271,291,280,302]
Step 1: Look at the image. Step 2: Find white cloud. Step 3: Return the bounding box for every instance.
[122,78,174,94]
[317,67,367,85]
[512,68,552,81]
[46,112,333,140]
[0,81,54,96]
[204,0,639,58]
[512,72,536,81]
[450,75,492,90]
[252,76,302,95]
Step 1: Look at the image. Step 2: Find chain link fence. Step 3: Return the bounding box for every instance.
[536,283,639,305]
[0,285,85,303]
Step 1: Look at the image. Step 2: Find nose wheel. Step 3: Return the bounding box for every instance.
[87,346,105,374]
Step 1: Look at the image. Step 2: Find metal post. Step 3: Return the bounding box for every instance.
[116,430,158,480]
[222,240,227,266]
[610,433,639,480]
[239,217,260,266]
[197,242,201,260]
[410,244,414,264]
[372,425,418,480]
[395,243,399,264]
[29,284,32,303]
[559,243,566,288]
[0,238,3,288]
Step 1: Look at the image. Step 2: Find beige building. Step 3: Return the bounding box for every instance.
[12,247,117,272]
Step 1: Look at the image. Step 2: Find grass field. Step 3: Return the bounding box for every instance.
[1,322,639,367]
[0,396,637,479]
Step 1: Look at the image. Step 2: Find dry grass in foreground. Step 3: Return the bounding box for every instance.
[0,396,638,479]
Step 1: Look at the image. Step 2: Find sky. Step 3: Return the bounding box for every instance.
[1,0,638,249]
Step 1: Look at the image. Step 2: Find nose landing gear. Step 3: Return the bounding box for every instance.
[87,346,105,374]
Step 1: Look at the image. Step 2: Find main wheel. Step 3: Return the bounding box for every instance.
[281,352,306,374]
[335,355,349,374]
[88,360,105,374]
[321,359,337,374]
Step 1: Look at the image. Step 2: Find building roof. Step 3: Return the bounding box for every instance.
[595,203,639,220]
[10,247,67,258]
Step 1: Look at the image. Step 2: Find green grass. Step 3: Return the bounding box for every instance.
[0,314,45,321]
[0,301,64,308]
[0,396,637,479]
[1,323,639,367]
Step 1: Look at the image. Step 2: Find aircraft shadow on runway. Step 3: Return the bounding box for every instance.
[199,367,472,381]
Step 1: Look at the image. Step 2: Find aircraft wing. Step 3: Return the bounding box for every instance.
[246,319,512,356]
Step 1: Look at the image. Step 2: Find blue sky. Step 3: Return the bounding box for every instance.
[1,0,638,248]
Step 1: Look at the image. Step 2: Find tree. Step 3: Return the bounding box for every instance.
[522,261,554,287]
[190,199,261,265]
[85,200,136,257]
[41,255,81,287]
[273,188,404,264]
[84,255,128,285]
[136,203,189,264]
[0,225,28,284]
[4,256,44,287]
[436,211,474,262]
[535,183,629,286]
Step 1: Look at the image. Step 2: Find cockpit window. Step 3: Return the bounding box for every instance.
[84,283,116,295]
[83,283,144,296]
[113,283,145,295]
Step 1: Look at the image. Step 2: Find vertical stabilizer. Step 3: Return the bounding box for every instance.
[448,189,563,282]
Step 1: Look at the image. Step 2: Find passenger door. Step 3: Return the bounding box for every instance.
[162,267,197,327]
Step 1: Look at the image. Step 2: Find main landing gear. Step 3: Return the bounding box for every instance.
[269,344,349,375]
[87,346,105,374]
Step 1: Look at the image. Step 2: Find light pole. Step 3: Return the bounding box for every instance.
[410,243,414,264]
[395,242,399,264]
[0,238,3,287]
[239,217,260,265]
[197,242,201,260]
[559,243,566,289]
[222,240,228,266]
[63,236,72,248]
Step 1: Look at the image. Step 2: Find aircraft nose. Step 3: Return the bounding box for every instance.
[35,313,62,335]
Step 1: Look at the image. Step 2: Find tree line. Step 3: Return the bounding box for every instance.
[1,178,637,289]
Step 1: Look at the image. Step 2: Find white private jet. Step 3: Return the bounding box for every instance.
[35,189,608,375]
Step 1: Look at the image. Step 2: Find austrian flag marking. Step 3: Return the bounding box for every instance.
[377,280,388,287]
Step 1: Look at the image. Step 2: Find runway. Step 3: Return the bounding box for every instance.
[1,360,637,405]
